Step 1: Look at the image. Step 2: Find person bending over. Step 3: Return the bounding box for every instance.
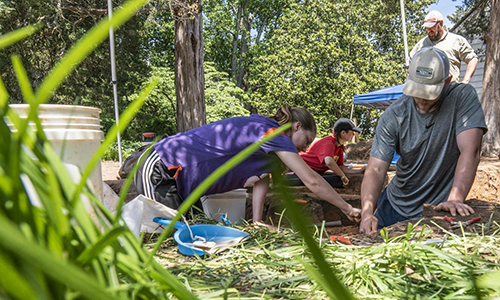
[360,47,486,234]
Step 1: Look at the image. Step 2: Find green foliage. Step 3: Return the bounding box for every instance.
[449,0,490,50]
[1,0,438,141]
[247,0,434,136]
[205,62,250,123]
[203,0,291,81]
[120,66,177,140]
[120,63,249,141]
[102,140,143,161]
[0,0,171,142]
[138,2,176,68]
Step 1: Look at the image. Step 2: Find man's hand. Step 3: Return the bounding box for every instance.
[435,200,475,217]
[359,214,378,234]
[342,205,361,222]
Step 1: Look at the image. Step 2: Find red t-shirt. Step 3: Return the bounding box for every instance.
[299,135,344,174]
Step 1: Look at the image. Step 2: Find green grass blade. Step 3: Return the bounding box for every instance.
[298,257,336,296]
[0,23,42,50]
[0,76,10,107]
[11,55,36,104]
[0,215,118,300]
[274,182,356,300]
[77,226,129,265]
[0,250,38,299]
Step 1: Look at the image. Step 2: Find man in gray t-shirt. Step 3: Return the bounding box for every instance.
[360,47,486,234]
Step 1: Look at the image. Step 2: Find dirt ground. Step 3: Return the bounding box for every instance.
[101,160,121,181]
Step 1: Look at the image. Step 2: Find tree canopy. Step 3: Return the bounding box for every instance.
[2,0,452,141]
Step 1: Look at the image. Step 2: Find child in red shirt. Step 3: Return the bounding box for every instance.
[300,118,365,186]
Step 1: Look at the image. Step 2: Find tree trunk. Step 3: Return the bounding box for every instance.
[231,4,242,82]
[481,0,500,157]
[174,0,206,132]
[236,0,250,90]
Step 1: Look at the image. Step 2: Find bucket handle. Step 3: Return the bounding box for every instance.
[153,217,186,230]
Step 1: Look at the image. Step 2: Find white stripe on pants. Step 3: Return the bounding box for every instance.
[139,150,161,201]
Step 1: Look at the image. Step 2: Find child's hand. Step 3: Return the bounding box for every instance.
[341,175,349,186]
[342,205,361,222]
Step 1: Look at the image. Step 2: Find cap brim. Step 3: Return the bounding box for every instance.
[403,78,444,100]
[422,21,437,28]
[352,127,361,133]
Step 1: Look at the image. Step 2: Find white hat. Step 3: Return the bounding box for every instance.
[422,10,444,28]
[403,47,449,100]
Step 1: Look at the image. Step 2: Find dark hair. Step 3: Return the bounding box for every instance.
[271,105,317,134]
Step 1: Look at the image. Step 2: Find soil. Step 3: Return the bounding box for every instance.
[345,140,373,162]
[101,160,121,181]
[101,160,139,202]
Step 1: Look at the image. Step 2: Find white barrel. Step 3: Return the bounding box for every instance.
[8,104,105,201]
[201,189,247,224]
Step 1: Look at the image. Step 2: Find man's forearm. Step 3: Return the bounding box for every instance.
[448,150,480,202]
[462,58,478,83]
[361,169,386,217]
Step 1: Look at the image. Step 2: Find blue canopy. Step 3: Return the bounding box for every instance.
[352,84,404,110]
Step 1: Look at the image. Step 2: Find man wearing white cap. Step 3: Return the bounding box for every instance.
[360,47,486,234]
[410,10,478,84]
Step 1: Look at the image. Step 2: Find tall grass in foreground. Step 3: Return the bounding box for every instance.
[0,0,196,298]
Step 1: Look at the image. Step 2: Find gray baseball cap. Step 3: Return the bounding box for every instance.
[403,47,450,100]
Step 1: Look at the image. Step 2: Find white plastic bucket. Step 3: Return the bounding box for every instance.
[8,104,105,201]
[201,189,247,224]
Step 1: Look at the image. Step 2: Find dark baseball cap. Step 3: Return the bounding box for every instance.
[334,118,361,133]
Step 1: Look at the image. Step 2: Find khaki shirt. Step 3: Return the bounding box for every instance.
[410,31,477,82]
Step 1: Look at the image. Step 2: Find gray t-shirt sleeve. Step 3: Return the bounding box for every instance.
[371,109,399,163]
[454,84,487,135]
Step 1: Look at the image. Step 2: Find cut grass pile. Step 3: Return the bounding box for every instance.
[147,219,500,299]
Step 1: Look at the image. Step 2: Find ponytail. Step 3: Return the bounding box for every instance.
[271,105,317,134]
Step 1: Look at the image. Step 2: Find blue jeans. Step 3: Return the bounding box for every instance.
[374,189,408,229]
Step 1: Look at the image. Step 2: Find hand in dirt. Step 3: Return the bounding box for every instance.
[359,214,378,235]
[341,175,350,186]
[342,205,361,222]
[434,200,475,217]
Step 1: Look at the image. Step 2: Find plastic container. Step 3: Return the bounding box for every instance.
[8,104,105,201]
[201,189,247,224]
[142,132,155,145]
